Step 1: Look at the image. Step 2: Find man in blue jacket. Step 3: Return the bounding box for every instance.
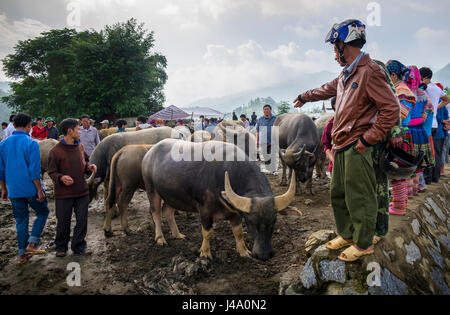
[0,113,49,264]
[256,105,278,175]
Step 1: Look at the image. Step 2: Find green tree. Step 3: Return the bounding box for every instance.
[2,19,167,122]
[277,101,291,115]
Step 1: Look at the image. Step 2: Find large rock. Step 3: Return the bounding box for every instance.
[281,179,450,295]
[304,230,336,253]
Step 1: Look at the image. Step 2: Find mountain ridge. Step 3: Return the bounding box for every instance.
[183,71,338,113]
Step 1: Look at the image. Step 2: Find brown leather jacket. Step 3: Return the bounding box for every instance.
[301,54,400,151]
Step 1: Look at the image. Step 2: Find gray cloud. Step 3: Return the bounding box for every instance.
[0,0,449,104]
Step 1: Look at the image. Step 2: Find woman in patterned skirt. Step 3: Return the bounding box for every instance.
[386,60,417,216]
[406,66,435,197]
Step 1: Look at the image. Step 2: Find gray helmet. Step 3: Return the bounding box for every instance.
[380,144,424,180]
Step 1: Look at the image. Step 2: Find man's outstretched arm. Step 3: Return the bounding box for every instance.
[294,77,339,108]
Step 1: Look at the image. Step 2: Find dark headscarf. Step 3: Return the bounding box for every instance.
[386,60,408,79]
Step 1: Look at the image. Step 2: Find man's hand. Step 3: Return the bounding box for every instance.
[293,97,305,108]
[444,120,450,131]
[1,187,8,201]
[61,175,74,186]
[325,149,334,164]
[389,137,403,149]
[355,139,368,154]
[36,189,45,203]
[88,164,97,174]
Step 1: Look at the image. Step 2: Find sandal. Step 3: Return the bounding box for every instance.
[74,248,92,256]
[18,254,31,265]
[26,247,47,256]
[338,245,374,262]
[326,236,353,250]
[56,251,67,258]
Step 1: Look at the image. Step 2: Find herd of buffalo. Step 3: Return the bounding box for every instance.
[37,113,332,261]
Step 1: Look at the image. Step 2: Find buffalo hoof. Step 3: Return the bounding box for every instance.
[104,230,114,238]
[199,249,212,260]
[173,233,186,240]
[237,248,251,258]
[155,236,168,246]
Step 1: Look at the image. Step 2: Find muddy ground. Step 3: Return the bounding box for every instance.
[0,167,335,295]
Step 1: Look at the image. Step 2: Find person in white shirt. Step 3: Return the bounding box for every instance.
[194,115,206,131]
[136,116,151,131]
[2,114,32,140]
[240,114,251,130]
[420,68,450,128]
[79,114,100,157]
[2,115,17,140]
[420,67,450,182]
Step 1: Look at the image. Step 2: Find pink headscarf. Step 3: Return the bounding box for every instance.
[404,66,421,93]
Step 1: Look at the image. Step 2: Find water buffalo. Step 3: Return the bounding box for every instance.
[103,144,153,236]
[213,120,245,139]
[189,130,211,142]
[274,113,320,194]
[88,127,179,208]
[99,127,136,141]
[141,139,300,261]
[173,125,192,140]
[314,113,334,179]
[213,120,257,160]
[38,139,59,177]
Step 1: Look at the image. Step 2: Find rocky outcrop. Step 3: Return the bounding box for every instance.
[281,180,450,295]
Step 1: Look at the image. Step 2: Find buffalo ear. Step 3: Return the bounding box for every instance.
[278,206,302,216]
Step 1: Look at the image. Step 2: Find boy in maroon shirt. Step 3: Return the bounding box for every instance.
[48,118,97,257]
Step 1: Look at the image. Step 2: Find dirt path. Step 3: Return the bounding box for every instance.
[0,172,336,295]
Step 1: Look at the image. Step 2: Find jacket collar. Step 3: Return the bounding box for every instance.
[12,130,30,137]
[342,53,371,82]
[61,138,80,146]
[344,52,365,75]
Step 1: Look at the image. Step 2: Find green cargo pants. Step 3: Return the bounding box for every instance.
[330,144,378,250]
[372,141,389,237]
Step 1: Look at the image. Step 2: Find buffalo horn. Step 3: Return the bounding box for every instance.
[223,171,251,213]
[274,170,296,211]
[86,171,96,185]
[293,144,306,159]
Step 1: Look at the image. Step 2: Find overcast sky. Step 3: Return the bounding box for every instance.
[1,0,449,106]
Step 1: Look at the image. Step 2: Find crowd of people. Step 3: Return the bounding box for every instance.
[1,115,60,141]
[1,18,450,266]
[296,19,450,262]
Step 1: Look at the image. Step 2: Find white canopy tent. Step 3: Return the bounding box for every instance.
[181,106,224,119]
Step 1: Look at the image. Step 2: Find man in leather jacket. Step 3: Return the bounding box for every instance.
[294,20,399,262]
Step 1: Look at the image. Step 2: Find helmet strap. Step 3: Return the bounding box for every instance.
[335,42,347,64]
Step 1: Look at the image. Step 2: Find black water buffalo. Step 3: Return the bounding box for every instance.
[274,113,320,194]
[88,127,178,207]
[141,139,300,261]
